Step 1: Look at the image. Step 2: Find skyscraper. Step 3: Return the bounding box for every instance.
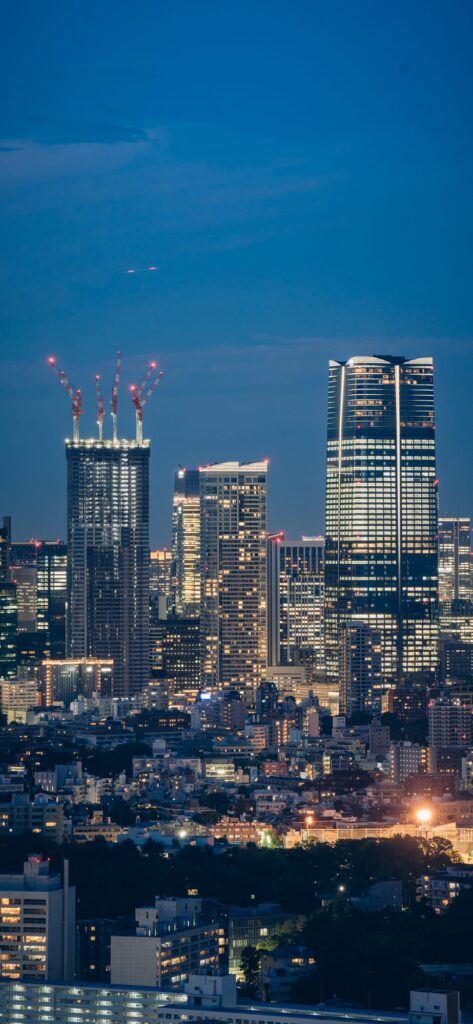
[438,517,472,613]
[324,355,438,689]
[267,535,324,669]
[67,440,150,697]
[149,549,172,621]
[36,542,67,658]
[0,518,17,679]
[339,620,382,717]
[171,468,200,619]
[49,352,161,700]
[200,461,268,697]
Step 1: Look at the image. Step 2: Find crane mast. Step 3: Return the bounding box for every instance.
[130,361,164,442]
[47,357,83,442]
[111,351,122,442]
[95,375,105,441]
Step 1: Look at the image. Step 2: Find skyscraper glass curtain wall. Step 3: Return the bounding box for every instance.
[324,356,438,690]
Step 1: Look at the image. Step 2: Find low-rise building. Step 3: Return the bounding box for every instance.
[111,897,220,987]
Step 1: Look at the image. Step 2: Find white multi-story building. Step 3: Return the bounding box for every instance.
[111,897,220,988]
[0,855,75,983]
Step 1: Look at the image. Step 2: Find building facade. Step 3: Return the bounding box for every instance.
[66,439,150,697]
[438,517,471,614]
[150,548,173,622]
[0,856,74,982]
[268,536,324,669]
[200,462,268,698]
[41,658,113,706]
[36,542,67,659]
[172,468,201,619]
[339,620,382,716]
[111,897,220,988]
[324,355,439,688]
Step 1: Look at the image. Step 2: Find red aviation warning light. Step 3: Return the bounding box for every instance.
[48,357,83,442]
[130,360,164,442]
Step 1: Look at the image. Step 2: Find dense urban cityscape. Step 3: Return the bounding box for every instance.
[2,3,472,1024]
[0,349,471,1024]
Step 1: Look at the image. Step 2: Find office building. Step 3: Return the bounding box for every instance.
[0,982,457,1024]
[226,903,294,977]
[324,355,438,687]
[150,618,200,699]
[200,462,268,698]
[111,897,220,988]
[438,517,472,614]
[41,658,113,706]
[0,518,11,581]
[67,439,150,697]
[388,742,426,784]
[0,677,40,722]
[172,468,201,618]
[0,584,17,679]
[339,620,382,716]
[36,542,67,659]
[0,855,74,982]
[268,535,324,669]
[0,518,16,679]
[10,567,36,632]
[150,548,173,621]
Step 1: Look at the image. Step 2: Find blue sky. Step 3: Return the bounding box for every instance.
[1,0,472,543]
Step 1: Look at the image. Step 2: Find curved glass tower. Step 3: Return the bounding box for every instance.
[324,355,438,694]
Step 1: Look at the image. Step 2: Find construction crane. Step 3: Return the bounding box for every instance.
[47,357,83,442]
[130,360,164,442]
[111,351,122,442]
[95,375,105,441]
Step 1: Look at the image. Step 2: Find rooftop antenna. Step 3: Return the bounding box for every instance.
[95,375,105,441]
[47,357,83,442]
[111,351,122,442]
[130,360,164,442]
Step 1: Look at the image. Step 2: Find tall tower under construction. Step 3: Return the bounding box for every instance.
[50,354,162,697]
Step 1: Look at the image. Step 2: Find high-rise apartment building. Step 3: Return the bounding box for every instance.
[324,355,438,688]
[268,535,324,669]
[172,468,200,618]
[67,439,150,697]
[339,620,382,717]
[439,518,472,613]
[200,462,268,697]
[0,855,75,982]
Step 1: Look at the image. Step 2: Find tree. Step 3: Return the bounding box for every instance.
[240,945,261,993]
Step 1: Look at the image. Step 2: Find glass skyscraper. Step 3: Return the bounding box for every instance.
[324,355,438,689]
[438,517,471,613]
[267,535,324,670]
[200,461,267,698]
[66,439,150,697]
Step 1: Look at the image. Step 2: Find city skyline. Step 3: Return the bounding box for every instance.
[1,1,472,542]
[2,346,472,548]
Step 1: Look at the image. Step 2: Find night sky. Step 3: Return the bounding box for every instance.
[1,1,472,545]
